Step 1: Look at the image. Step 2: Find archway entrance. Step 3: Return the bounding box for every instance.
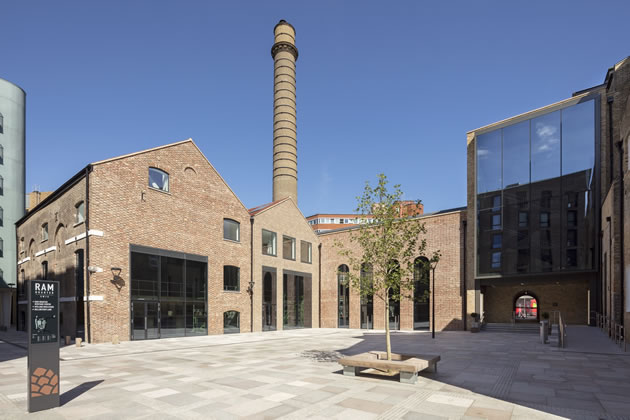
[514,293,538,322]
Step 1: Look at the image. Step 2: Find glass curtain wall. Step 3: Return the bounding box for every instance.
[476,98,596,277]
[130,246,207,340]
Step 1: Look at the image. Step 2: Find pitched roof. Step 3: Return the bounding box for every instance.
[248,198,289,216]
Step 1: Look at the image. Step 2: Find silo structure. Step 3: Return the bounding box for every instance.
[0,78,26,301]
[271,20,299,204]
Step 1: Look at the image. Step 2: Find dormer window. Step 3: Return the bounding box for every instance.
[149,167,169,192]
[75,201,85,224]
[42,223,49,242]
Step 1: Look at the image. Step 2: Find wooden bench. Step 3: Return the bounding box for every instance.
[339,351,440,384]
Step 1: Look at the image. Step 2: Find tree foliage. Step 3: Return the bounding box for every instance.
[335,174,440,360]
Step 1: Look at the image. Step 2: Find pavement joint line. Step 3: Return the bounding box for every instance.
[56,331,347,362]
[0,340,27,350]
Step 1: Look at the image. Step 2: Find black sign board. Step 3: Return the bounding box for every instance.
[27,280,60,413]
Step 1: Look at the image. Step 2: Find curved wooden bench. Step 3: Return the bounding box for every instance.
[339,351,440,384]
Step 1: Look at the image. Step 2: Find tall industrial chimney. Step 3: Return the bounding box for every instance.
[271,20,298,204]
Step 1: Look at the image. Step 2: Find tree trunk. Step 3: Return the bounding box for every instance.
[385,293,392,361]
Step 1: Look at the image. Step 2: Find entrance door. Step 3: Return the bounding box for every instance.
[132,301,160,340]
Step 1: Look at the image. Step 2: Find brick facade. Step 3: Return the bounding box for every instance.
[318,209,466,332]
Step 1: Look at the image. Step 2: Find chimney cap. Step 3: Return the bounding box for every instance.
[274,19,296,34]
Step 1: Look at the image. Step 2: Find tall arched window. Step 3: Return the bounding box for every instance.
[337,265,349,328]
[0,237,3,257]
[360,263,373,329]
[0,206,3,227]
[0,144,3,165]
[0,175,3,196]
[387,260,400,330]
[224,311,240,334]
[0,112,3,134]
[413,257,430,330]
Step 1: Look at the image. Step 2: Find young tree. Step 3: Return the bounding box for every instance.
[335,174,440,361]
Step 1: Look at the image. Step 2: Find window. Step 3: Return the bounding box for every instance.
[262,229,277,256]
[517,230,528,248]
[492,234,502,249]
[541,230,552,248]
[0,206,3,227]
[491,252,501,268]
[518,211,528,228]
[0,145,3,165]
[283,236,295,260]
[540,191,552,208]
[0,175,3,196]
[492,195,501,211]
[0,113,3,134]
[75,201,85,224]
[0,237,2,257]
[567,230,577,247]
[224,311,240,334]
[300,241,312,263]
[567,192,578,208]
[567,210,577,227]
[42,223,49,241]
[223,265,240,291]
[517,191,528,209]
[223,219,240,242]
[517,249,529,272]
[539,212,550,228]
[566,249,577,267]
[492,214,501,230]
[42,261,48,279]
[541,249,553,271]
[148,167,169,192]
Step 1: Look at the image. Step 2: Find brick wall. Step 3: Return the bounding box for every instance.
[318,210,466,332]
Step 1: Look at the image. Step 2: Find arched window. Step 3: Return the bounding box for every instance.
[223,219,240,242]
[0,112,3,134]
[0,144,3,165]
[223,265,240,291]
[360,263,373,329]
[0,206,3,227]
[387,260,400,330]
[413,257,430,330]
[55,224,66,249]
[0,175,3,196]
[75,201,85,224]
[0,268,3,281]
[0,237,3,257]
[148,167,169,192]
[224,311,240,334]
[515,294,538,321]
[337,265,349,328]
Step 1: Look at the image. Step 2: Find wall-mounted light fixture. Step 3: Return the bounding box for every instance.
[110,267,124,291]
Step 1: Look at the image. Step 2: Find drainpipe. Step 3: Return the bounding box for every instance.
[84,165,92,343]
[318,243,322,328]
[250,216,254,333]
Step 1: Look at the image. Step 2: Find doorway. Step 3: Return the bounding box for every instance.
[262,271,276,331]
[132,301,160,340]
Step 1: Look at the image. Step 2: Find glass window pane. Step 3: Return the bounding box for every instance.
[477,130,502,193]
[149,168,169,192]
[223,219,240,241]
[301,241,312,263]
[283,236,295,260]
[562,100,595,176]
[186,302,207,335]
[186,260,206,300]
[161,257,184,298]
[131,252,159,299]
[262,230,277,256]
[160,301,185,338]
[224,311,240,333]
[531,111,560,182]
[223,266,240,291]
[502,120,530,188]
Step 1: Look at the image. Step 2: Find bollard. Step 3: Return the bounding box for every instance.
[65,336,71,346]
[76,338,82,348]
[112,335,119,345]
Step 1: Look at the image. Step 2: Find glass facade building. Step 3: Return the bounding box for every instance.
[476,96,598,277]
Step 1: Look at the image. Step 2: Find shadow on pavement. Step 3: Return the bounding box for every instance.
[61,380,104,406]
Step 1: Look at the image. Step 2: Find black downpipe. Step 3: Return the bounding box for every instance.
[84,165,92,343]
[608,99,614,188]
[250,217,254,333]
[318,243,322,328]
[617,140,625,327]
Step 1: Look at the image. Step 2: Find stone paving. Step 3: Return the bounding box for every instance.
[1,327,629,419]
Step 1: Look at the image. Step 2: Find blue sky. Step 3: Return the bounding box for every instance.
[2,1,629,216]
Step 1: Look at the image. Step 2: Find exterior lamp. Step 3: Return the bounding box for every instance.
[110,267,124,291]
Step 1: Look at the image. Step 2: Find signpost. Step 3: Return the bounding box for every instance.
[27,280,60,413]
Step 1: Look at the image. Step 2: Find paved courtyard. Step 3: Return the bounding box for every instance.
[1,327,629,419]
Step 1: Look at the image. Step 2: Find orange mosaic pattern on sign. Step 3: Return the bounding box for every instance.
[30,367,59,397]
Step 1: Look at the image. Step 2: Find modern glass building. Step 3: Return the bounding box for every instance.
[468,92,601,325]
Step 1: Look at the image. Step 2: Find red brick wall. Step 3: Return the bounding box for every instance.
[318,210,466,331]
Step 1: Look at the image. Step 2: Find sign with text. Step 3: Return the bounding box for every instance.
[28,280,60,413]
